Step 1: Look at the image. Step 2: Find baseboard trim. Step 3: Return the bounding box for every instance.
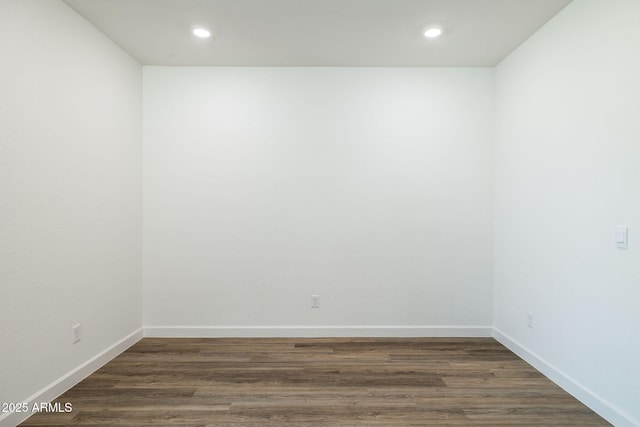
[144,325,493,338]
[1,328,143,427]
[493,327,637,427]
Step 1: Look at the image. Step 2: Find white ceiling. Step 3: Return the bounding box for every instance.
[63,0,572,67]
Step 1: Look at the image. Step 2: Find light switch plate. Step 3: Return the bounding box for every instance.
[616,225,628,249]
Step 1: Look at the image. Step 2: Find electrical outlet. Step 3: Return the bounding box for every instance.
[72,323,81,343]
[527,312,534,329]
[311,294,320,308]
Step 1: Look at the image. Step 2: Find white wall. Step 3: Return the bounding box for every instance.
[0,0,142,423]
[143,67,494,335]
[494,0,640,425]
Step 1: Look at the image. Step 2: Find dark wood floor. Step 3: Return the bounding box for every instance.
[21,338,609,426]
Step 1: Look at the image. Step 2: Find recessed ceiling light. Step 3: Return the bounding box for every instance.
[193,28,211,38]
[424,28,443,38]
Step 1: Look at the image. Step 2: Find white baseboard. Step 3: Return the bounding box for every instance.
[144,325,493,338]
[493,327,637,427]
[0,328,143,427]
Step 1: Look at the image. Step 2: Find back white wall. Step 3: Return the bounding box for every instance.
[143,67,494,335]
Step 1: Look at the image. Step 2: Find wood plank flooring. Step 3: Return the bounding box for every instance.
[20,338,610,426]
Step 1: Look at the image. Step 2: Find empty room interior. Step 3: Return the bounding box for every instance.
[1,0,639,426]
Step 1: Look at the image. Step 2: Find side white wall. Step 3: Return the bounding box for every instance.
[143,67,494,335]
[494,0,640,425]
[0,0,142,423]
